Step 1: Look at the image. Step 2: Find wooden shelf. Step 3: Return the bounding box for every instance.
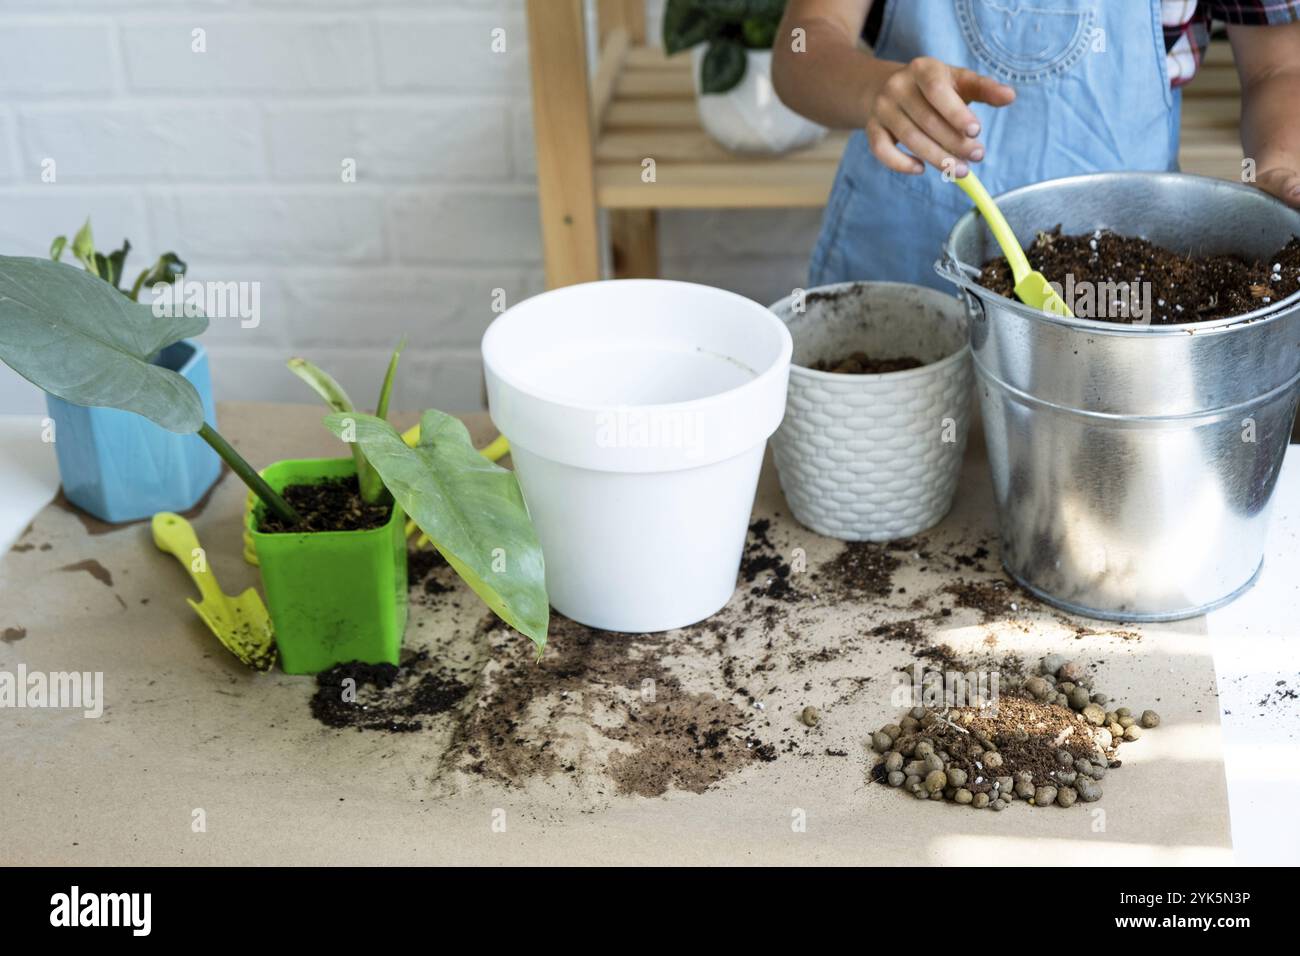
[594,42,844,209]
[592,42,1245,211]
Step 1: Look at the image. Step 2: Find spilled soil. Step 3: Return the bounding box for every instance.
[1256,679,1299,710]
[739,518,802,602]
[307,510,1145,803]
[819,539,906,598]
[407,546,456,606]
[943,578,1025,620]
[458,614,769,797]
[980,228,1300,324]
[310,649,469,733]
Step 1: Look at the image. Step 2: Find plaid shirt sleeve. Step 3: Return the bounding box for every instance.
[1206,0,1300,24]
[1167,0,1300,87]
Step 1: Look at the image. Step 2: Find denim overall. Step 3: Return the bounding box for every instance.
[809,0,1182,291]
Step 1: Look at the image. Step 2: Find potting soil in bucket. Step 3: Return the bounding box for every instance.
[482,280,792,632]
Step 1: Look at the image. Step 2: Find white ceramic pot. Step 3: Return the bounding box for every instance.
[692,47,826,154]
[768,282,973,542]
[483,280,793,633]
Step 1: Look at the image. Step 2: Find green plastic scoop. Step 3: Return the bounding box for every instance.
[954,171,1073,318]
[152,512,276,672]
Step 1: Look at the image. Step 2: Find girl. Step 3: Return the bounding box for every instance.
[772,0,1300,291]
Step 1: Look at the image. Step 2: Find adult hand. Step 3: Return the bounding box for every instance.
[864,57,1016,177]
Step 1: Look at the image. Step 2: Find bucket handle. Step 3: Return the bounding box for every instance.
[933,252,982,292]
[934,253,988,328]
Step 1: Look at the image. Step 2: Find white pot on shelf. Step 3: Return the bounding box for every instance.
[692,47,826,154]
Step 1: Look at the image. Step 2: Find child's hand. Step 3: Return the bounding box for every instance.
[864,57,1016,177]
[1256,166,1300,208]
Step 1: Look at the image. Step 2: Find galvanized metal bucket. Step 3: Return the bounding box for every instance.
[935,172,1300,621]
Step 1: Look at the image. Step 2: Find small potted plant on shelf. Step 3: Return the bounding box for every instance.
[0,256,549,672]
[664,0,825,153]
[37,220,219,523]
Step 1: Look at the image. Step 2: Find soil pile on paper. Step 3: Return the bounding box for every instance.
[980,228,1300,323]
[887,694,1108,789]
[869,655,1161,810]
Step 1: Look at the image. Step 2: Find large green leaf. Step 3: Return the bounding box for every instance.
[323,409,549,653]
[0,256,208,432]
[663,0,719,54]
[700,38,748,93]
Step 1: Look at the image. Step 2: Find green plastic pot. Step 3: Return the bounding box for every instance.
[248,458,408,675]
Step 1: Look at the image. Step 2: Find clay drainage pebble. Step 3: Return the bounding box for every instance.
[870,656,1160,809]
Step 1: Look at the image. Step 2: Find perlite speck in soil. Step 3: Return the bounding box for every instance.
[870,657,1160,810]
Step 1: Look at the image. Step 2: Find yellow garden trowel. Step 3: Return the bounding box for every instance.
[953,170,1074,318]
[152,512,277,672]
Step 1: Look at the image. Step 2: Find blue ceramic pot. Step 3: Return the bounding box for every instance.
[45,339,222,523]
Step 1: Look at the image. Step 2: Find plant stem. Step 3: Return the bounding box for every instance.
[197,422,302,526]
[358,340,404,504]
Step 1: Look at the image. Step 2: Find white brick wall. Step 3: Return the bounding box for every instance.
[0,0,819,417]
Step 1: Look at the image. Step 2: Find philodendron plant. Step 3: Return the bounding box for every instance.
[664,0,786,93]
[0,255,548,653]
[325,408,548,651]
[287,349,549,651]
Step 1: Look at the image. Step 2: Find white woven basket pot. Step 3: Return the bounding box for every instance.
[768,281,973,541]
